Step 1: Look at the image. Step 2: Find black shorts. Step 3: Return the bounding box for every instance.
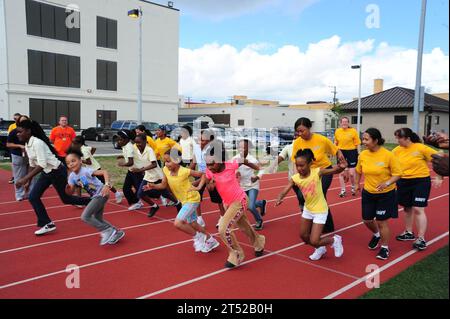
[198,183,223,204]
[397,177,431,208]
[341,149,359,168]
[362,189,398,221]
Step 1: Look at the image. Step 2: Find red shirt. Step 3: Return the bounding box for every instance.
[49,126,76,157]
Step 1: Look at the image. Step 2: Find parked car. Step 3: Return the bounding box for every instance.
[81,127,113,142]
[111,120,159,149]
[0,120,14,158]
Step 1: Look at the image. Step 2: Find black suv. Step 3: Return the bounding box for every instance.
[0,120,15,158]
[111,120,159,149]
[81,127,113,142]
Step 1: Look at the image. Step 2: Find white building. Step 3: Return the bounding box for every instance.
[0,0,179,130]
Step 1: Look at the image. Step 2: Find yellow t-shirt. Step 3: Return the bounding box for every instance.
[163,166,200,204]
[292,134,338,169]
[392,143,437,179]
[155,137,180,160]
[81,145,101,171]
[356,147,402,194]
[292,168,328,213]
[7,123,17,134]
[146,136,157,151]
[334,127,361,150]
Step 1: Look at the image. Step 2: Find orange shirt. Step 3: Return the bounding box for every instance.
[49,126,76,157]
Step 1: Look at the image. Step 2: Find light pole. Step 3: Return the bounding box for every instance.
[351,64,362,137]
[413,0,427,134]
[128,7,143,124]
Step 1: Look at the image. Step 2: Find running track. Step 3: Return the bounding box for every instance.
[0,169,447,299]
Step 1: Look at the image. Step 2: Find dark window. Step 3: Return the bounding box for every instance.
[97,16,117,49]
[25,0,80,43]
[435,116,440,125]
[394,115,407,124]
[28,50,80,88]
[30,98,80,128]
[97,110,117,128]
[351,116,362,125]
[97,60,117,91]
[238,119,245,126]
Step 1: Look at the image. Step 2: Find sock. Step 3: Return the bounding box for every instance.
[374,232,380,238]
[381,245,389,249]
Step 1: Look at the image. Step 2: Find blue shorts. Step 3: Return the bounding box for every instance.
[176,203,200,224]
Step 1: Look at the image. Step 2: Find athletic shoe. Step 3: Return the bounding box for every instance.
[216,216,223,229]
[331,235,344,257]
[75,205,84,209]
[100,228,116,245]
[396,231,415,241]
[128,201,143,211]
[197,216,206,227]
[147,204,160,217]
[224,250,245,268]
[254,220,264,231]
[413,238,427,251]
[108,229,125,245]
[34,223,56,236]
[351,188,356,196]
[193,232,207,252]
[8,177,14,184]
[166,200,178,207]
[260,200,267,216]
[368,235,381,250]
[376,247,390,260]
[115,191,124,204]
[254,235,266,257]
[338,190,346,198]
[309,246,327,261]
[201,236,220,253]
[160,196,168,206]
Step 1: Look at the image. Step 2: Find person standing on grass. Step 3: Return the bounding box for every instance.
[65,150,125,245]
[276,149,346,261]
[195,140,266,269]
[292,118,346,236]
[116,130,144,211]
[392,128,443,251]
[144,150,220,253]
[190,129,226,228]
[134,134,180,217]
[14,120,91,235]
[7,113,21,185]
[334,117,361,198]
[234,139,267,230]
[135,125,157,152]
[69,136,124,204]
[49,116,76,163]
[180,125,194,167]
[355,128,402,260]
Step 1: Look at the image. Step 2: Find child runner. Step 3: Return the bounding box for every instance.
[196,140,266,268]
[144,150,220,252]
[334,116,361,197]
[276,149,346,261]
[392,128,443,251]
[14,120,91,235]
[135,125,157,152]
[65,150,125,245]
[116,130,144,211]
[355,128,402,260]
[234,139,267,230]
[180,125,194,167]
[70,136,124,203]
[133,134,180,217]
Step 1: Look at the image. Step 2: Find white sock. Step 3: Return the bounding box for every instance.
[381,245,389,249]
[374,232,380,238]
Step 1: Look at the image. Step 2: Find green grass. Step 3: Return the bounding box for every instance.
[361,246,449,299]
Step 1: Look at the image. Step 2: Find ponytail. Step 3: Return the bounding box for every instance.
[17,120,59,157]
[394,128,421,143]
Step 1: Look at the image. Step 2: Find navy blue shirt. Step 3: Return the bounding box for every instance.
[7,129,25,157]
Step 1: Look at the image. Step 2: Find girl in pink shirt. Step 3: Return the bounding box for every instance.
[196,141,266,268]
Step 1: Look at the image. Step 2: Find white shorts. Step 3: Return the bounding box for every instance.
[301,209,328,225]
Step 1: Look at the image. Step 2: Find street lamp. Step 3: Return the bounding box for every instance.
[128,7,143,124]
[351,64,362,142]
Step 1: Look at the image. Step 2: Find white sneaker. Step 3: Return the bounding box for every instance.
[193,232,207,252]
[197,216,206,227]
[332,235,344,257]
[160,196,168,206]
[115,191,124,204]
[201,236,220,253]
[128,201,143,211]
[216,216,223,229]
[35,223,56,236]
[309,246,327,261]
[100,228,116,246]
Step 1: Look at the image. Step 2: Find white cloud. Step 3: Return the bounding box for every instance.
[179,36,450,104]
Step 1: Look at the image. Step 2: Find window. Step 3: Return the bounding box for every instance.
[435,116,440,125]
[351,116,362,125]
[97,16,117,49]
[28,50,80,88]
[97,60,117,91]
[394,115,407,124]
[238,119,245,126]
[25,0,80,43]
[29,98,80,129]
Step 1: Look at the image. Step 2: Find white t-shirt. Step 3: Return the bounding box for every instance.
[81,145,101,171]
[25,136,61,173]
[122,142,136,171]
[279,143,296,178]
[233,154,260,191]
[180,137,194,161]
[133,145,163,182]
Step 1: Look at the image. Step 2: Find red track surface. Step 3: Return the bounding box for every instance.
[0,169,447,299]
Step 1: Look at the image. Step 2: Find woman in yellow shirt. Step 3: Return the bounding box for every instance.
[154,125,180,164]
[334,116,361,197]
[292,117,346,235]
[392,128,443,251]
[355,128,402,260]
[276,149,347,261]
